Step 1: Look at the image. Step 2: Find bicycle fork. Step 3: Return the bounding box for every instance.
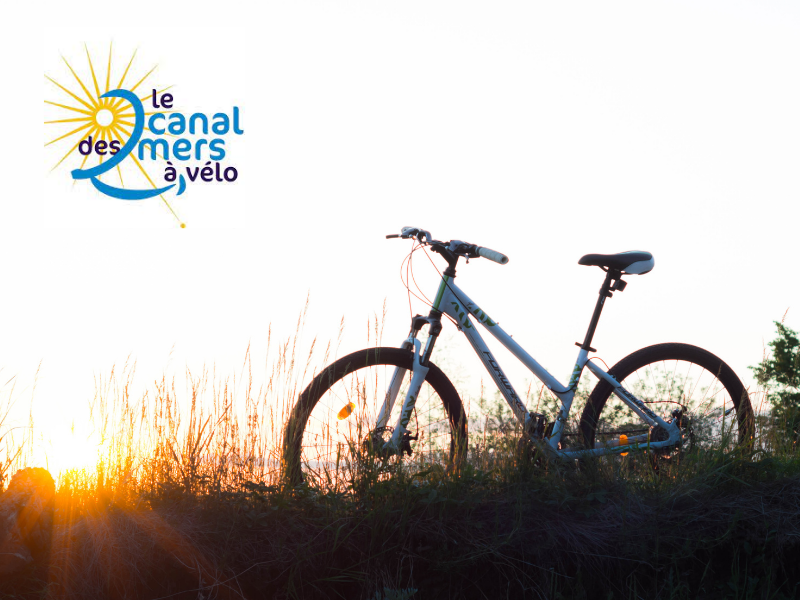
[375,313,442,455]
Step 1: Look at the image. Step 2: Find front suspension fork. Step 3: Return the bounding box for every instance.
[377,312,442,454]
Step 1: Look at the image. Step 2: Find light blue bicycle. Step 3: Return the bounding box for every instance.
[283,227,754,484]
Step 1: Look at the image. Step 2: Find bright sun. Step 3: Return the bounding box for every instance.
[43,423,103,477]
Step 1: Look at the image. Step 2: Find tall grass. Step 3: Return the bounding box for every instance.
[71,299,327,500]
[2,308,800,598]
[0,370,34,493]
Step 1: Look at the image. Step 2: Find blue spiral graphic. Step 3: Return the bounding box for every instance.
[71,89,184,200]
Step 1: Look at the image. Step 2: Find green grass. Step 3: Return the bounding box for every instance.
[3,312,800,599]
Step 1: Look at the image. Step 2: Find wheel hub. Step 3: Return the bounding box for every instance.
[361,426,394,459]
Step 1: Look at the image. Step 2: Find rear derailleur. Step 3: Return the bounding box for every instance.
[648,407,692,471]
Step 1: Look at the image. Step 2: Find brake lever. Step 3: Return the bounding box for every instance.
[399,227,433,242]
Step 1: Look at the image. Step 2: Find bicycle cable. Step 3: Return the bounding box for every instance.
[421,244,593,396]
[587,357,611,371]
[399,242,438,321]
[418,244,460,328]
[410,247,433,307]
[415,237,584,425]
[397,240,462,329]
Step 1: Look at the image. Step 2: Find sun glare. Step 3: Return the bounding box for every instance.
[40,422,103,477]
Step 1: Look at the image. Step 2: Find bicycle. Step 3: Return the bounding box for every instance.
[283,227,755,485]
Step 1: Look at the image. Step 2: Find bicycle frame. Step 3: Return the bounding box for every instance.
[379,274,683,460]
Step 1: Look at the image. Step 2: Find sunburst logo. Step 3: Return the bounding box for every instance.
[45,43,245,228]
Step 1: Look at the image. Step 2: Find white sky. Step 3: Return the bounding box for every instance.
[1,0,799,473]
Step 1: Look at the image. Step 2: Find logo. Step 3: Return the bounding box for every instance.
[482,351,526,417]
[567,363,582,389]
[401,399,415,429]
[449,301,496,330]
[449,302,473,329]
[45,44,244,227]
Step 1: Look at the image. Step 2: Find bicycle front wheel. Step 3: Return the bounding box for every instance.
[579,343,754,458]
[283,347,466,487]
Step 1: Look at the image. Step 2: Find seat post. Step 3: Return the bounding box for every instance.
[578,269,620,352]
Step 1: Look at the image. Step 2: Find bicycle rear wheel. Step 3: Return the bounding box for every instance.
[579,343,754,460]
[283,347,466,487]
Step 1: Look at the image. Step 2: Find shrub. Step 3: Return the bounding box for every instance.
[751,320,800,442]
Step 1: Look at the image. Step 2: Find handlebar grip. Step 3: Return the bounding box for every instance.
[477,246,509,265]
[386,234,400,239]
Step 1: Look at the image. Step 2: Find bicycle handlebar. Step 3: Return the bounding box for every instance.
[386,227,509,265]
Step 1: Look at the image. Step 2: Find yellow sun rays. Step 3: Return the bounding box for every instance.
[45,43,184,226]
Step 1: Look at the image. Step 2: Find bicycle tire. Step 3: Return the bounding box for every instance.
[283,347,467,486]
[579,343,754,457]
